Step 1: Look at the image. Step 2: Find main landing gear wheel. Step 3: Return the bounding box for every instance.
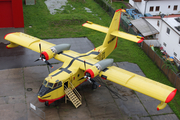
[45,101,49,106]
[92,83,97,90]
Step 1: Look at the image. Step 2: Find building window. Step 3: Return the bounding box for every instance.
[174,52,177,57]
[150,6,154,12]
[168,5,170,9]
[167,27,170,34]
[174,5,178,10]
[157,21,160,26]
[163,42,167,47]
[156,6,160,11]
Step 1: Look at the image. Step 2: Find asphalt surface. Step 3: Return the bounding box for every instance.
[0,28,179,120]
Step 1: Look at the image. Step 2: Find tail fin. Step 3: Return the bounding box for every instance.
[102,9,122,49]
[82,9,144,59]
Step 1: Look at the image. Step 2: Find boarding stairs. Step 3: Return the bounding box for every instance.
[64,82,82,108]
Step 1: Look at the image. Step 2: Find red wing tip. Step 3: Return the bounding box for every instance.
[6,45,12,49]
[165,89,177,103]
[137,39,144,43]
[157,108,160,111]
[4,32,15,39]
[82,23,86,26]
[116,9,122,12]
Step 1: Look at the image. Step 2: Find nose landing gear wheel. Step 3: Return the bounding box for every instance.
[45,101,49,106]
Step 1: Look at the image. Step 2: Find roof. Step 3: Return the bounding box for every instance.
[144,14,180,19]
[144,14,180,36]
[163,17,180,35]
[130,18,159,36]
[144,0,179,2]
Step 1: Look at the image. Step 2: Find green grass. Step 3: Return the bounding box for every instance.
[23,0,180,118]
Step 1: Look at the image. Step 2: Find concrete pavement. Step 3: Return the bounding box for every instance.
[0,62,178,120]
[0,28,178,120]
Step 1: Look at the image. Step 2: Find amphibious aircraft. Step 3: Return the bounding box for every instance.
[4,9,176,110]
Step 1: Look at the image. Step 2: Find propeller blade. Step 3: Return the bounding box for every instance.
[34,57,41,62]
[44,60,53,68]
[39,43,41,53]
[84,60,86,70]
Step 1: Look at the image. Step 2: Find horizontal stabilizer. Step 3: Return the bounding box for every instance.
[82,21,108,33]
[110,31,144,43]
[82,21,144,43]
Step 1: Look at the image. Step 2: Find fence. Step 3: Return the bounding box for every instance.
[94,0,137,35]
[142,42,180,92]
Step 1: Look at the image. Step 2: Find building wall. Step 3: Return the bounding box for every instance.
[145,18,162,32]
[146,1,180,15]
[129,0,180,15]
[158,21,180,60]
[129,0,146,14]
[0,0,24,28]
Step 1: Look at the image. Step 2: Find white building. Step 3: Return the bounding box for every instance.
[129,0,180,16]
[143,15,180,65]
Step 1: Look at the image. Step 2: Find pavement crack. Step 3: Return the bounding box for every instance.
[134,92,153,120]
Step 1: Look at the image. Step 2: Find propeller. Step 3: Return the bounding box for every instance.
[34,43,53,68]
[84,61,101,88]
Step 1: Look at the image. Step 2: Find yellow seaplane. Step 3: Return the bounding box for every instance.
[4,9,176,110]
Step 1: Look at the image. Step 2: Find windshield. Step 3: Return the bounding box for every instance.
[43,80,48,86]
[47,82,53,88]
[43,80,62,89]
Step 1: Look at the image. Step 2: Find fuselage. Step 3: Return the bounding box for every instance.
[37,50,100,104]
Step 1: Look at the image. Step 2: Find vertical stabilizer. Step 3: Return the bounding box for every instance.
[102,9,124,57]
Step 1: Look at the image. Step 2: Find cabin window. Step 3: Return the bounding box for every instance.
[174,5,178,10]
[174,52,177,57]
[168,5,170,9]
[54,83,58,88]
[58,81,62,87]
[179,37,180,44]
[150,6,154,12]
[156,6,160,11]
[166,27,170,34]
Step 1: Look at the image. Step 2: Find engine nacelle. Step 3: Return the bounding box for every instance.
[85,59,114,78]
[41,44,71,60]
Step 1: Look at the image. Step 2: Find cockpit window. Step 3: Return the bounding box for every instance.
[54,83,58,88]
[47,82,53,88]
[43,80,48,86]
[43,80,62,89]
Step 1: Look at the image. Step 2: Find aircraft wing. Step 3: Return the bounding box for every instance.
[4,32,55,53]
[99,66,177,110]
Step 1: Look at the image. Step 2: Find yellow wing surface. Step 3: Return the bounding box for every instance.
[99,66,177,110]
[4,32,55,52]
